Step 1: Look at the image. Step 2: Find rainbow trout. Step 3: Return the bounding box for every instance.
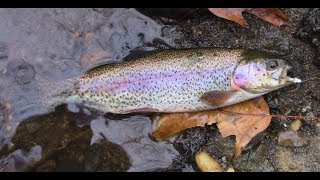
[38,48,300,115]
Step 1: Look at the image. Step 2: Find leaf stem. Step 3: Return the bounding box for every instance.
[219,110,320,120]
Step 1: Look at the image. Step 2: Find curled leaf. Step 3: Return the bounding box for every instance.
[208,8,289,27]
[151,97,272,158]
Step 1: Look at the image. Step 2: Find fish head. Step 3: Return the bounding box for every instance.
[233,58,296,94]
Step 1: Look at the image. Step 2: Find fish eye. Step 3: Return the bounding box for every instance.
[266,60,279,70]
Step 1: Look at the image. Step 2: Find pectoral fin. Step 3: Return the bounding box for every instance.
[200,90,237,106]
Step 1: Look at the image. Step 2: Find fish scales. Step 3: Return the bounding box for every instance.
[74,49,243,113]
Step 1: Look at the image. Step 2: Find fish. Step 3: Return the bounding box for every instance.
[37,48,300,115]
[1,48,301,126]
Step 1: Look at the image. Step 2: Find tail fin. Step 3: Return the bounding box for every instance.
[36,78,77,111]
[0,76,76,148]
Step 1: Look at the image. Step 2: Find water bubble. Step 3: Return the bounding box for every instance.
[16,66,35,84]
[7,60,36,85]
[67,103,80,113]
[161,26,171,37]
[138,33,144,43]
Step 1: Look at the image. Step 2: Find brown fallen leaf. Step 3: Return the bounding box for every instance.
[151,97,272,158]
[216,97,271,157]
[152,110,219,141]
[208,8,289,27]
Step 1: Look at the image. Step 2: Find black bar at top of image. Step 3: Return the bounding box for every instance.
[0,0,315,8]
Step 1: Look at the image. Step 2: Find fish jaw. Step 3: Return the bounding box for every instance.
[279,65,301,84]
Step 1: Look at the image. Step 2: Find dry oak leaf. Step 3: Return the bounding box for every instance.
[151,97,272,158]
[208,8,289,27]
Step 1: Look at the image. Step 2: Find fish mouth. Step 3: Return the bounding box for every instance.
[279,65,301,84]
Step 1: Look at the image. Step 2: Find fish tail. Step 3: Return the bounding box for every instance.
[0,77,76,148]
[36,78,77,111]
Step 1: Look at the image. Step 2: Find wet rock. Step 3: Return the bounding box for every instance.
[233,142,275,172]
[0,42,8,60]
[25,122,40,134]
[84,145,101,171]
[276,142,320,172]
[174,126,215,166]
[267,97,279,109]
[137,8,208,20]
[176,123,275,171]
[0,145,42,172]
[295,8,320,68]
[54,159,83,172]
[14,64,35,85]
[221,156,227,164]
[275,125,320,172]
[52,135,91,172]
[66,104,80,113]
[278,130,309,148]
[161,26,172,37]
[84,139,131,172]
[35,160,56,172]
[90,116,179,172]
[0,105,98,171]
[104,8,176,61]
[301,104,311,113]
[7,60,36,85]
[202,126,235,161]
[0,102,12,149]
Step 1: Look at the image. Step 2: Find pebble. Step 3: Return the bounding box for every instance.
[278,130,309,148]
[221,156,227,163]
[25,122,40,134]
[195,151,224,172]
[289,119,302,131]
[226,167,235,172]
[5,125,11,131]
[302,105,311,113]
